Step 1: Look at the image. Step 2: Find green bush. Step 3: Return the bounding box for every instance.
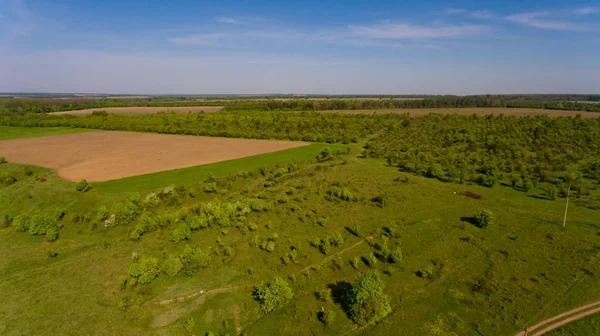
[253,276,294,313]
[45,226,59,242]
[180,245,211,276]
[163,255,184,277]
[76,179,91,192]
[0,156,5,164]
[348,271,392,326]
[474,208,495,228]
[316,148,333,162]
[183,317,196,333]
[171,223,191,242]
[28,214,47,235]
[0,172,17,185]
[138,257,160,285]
[97,205,109,221]
[143,192,161,208]
[12,214,31,232]
[389,247,403,263]
[328,187,354,201]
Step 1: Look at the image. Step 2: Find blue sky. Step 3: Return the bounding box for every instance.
[1,0,599,94]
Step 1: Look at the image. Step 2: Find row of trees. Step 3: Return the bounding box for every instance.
[0,111,391,143]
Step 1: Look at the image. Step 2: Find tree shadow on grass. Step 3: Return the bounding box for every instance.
[529,194,552,201]
[327,281,353,317]
[460,216,479,227]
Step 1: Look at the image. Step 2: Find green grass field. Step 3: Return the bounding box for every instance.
[94,143,347,192]
[1,147,598,335]
[0,126,94,140]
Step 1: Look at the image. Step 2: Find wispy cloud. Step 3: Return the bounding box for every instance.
[471,10,495,20]
[445,9,466,15]
[168,22,487,49]
[349,22,490,39]
[574,7,599,15]
[215,17,243,25]
[506,11,589,31]
[167,33,228,46]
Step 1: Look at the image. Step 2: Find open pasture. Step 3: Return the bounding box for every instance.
[0,131,307,182]
[49,106,224,115]
[320,107,600,118]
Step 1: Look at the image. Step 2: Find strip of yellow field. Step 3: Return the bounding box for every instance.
[49,106,223,115]
[319,107,600,118]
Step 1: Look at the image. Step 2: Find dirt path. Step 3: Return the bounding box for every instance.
[515,301,600,336]
[155,236,372,306]
[299,236,372,274]
[154,286,247,305]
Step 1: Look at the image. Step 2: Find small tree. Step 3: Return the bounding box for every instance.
[474,208,495,228]
[76,179,91,192]
[316,148,333,162]
[253,276,294,313]
[163,255,183,277]
[182,317,196,334]
[348,271,392,326]
[546,185,558,200]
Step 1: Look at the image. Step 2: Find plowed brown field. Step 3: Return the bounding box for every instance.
[0,132,307,182]
[320,107,600,118]
[49,106,223,115]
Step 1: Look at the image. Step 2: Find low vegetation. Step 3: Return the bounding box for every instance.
[1,110,599,335]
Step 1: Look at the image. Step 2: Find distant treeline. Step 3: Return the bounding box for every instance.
[1,95,600,114]
[0,98,224,114]
[222,96,600,112]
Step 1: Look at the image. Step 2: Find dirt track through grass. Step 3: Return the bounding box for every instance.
[515,301,600,336]
[0,131,307,182]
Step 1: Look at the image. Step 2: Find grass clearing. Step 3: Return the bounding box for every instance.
[0,126,93,140]
[94,142,346,192]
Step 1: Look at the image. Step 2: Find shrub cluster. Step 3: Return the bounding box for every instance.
[253,276,294,314]
[311,231,345,254]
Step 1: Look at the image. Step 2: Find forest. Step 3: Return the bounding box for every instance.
[365,114,600,209]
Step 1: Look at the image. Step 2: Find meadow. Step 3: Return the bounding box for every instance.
[0,103,599,335]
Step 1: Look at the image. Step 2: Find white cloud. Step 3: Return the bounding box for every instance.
[445,9,466,15]
[215,17,243,25]
[471,10,495,20]
[349,22,490,39]
[574,7,598,15]
[506,11,588,31]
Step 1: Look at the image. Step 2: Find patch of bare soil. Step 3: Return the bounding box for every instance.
[0,132,307,182]
[49,106,223,115]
